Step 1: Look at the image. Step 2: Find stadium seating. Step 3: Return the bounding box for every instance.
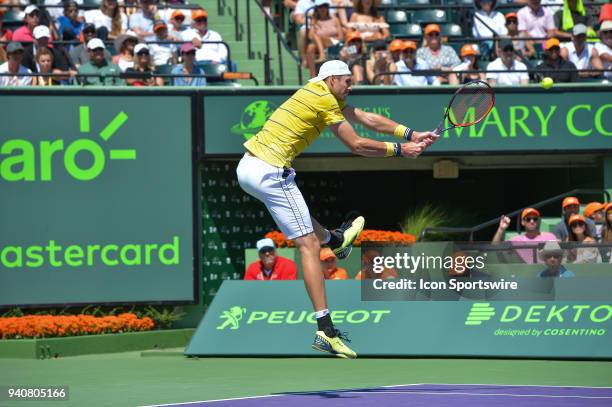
[412,9,448,25]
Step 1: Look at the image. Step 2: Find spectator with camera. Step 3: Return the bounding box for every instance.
[450,44,486,85]
[366,40,394,85]
[339,30,366,83]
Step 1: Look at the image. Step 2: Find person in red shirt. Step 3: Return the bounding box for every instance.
[12,5,41,42]
[319,248,349,280]
[0,7,14,63]
[244,238,298,280]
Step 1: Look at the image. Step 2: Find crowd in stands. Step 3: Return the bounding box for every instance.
[245,200,612,280]
[0,0,227,86]
[286,0,611,85]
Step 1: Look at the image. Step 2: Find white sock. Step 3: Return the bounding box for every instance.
[315,309,329,318]
[321,230,331,244]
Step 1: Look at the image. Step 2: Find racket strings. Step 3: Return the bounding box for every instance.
[448,82,494,127]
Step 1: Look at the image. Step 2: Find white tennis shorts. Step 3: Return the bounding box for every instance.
[236,153,314,240]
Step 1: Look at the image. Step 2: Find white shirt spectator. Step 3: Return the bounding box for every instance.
[181,28,227,63]
[150,42,177,66]
[594,42,611,80]
[46,0,84,21]
[472,10,508,38]
[393,59,439,86]
[486,57,529,85]
[0,63,33,86]
[84,9,128,33]
[129,11,155,41]
[562,42,595,70]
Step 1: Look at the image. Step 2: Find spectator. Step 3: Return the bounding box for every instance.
[584,202,606,241]
[416,24,461,84]
[366,40,394,85]
[181,8,227,64]
[171,42,206,86]
[339,30,366,83]
[393,40,438,86]
[492,208,558,263]
[129,0,157,41]
[503,12,535,59]
[12,5,41,42]
[389,39,404,63]
[78,38,124,85]
[45,0,84,23]
[602,203,612,262]
[552,196,597,240]
[450,44,486,85]
[347,0,389,43]
[486,39,529,85]
[473,0,508,58]
[293,0,315,64]
[306,0,343,77]
[57,1,83,42]
[244,238,298,280]
[553,0,595,39]
[69,24,112,69]
[538,241,575,277]
[32,47,58,86]
[355,248,398,280]
[319,248,349,280]
[124,43,163,86]
[601,4,612,25]
[149,22,177,66]
[594,20,612,82]
[0,7,13,63]
[22,25,70,74]
[84,0,128,41]
[0,42,32,86]
[332,0,351,29]
[113,30,138,72]
[517,0,556,44]
[535,37,578,82]
[561,24,604,78]
[167,9,186,39]
[565,214,601,263]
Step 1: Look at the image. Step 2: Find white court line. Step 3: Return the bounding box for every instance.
[346,391,612,399]
[140,382,612,406]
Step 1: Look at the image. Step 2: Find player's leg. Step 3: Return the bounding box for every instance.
[293,232,327,311]
[311,216,365,260]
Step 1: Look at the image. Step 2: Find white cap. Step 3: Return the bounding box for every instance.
[308,60,351,82]
[87,38,106,50]
[572,23,587,36]
[256,238,276,252]
[33,25,51,39]
[601,20,612,32]
[24,5,39,15]
[315,0,331,6]
[134,43,150,54]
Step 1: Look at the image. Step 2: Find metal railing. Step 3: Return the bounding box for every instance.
[420,189,611,242]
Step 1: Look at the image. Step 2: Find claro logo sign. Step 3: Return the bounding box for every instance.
[0,106,135,182]
[217,307,391,330]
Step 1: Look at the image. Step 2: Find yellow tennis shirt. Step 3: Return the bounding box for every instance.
[244,80,346,168]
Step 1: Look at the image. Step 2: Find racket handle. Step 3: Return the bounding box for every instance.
[433,121,444,135]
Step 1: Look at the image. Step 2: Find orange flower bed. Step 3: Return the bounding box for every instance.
[265,229,415,248]
[0,313,154,339]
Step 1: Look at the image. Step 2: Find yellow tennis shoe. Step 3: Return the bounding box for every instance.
[331,216,365,259]
[312,329,357,359]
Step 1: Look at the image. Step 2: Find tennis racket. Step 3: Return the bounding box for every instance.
[434,80,495,135]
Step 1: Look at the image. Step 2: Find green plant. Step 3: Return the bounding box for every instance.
[1,308,24,318]
[143,307,186,329]
[400,202,476,241]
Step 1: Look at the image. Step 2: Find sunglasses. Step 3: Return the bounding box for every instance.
[194,18,207,23]
[427,32,440,37]
[545,254,562,260]
[524,217,540,223]
[506,19,518,24]
[571,222,586,227]
[182,51,196,55]
[137,51,150,56]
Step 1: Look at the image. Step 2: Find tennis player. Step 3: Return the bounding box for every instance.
[237,60,438,358]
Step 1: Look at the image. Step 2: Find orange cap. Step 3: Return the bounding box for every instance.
[320,248,336,261]
[505,12,518,21]
[562,196,580,209]
[403,40,417,50]
[521,207,540,220]
[192,9,208,20]
[568,214,586,226]
[460,44,477,57]
[424,24,440,35]
[171,10,185,19]
[545,38,561,50]
[154,21,167,31]
[389,39,404,52]
[584,202,605,218]
[346,31,362,43]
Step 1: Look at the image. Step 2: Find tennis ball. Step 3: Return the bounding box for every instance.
[541,77,554,90]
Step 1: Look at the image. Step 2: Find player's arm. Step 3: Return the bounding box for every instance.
[342,105,438,146]
[329,120,426,158]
